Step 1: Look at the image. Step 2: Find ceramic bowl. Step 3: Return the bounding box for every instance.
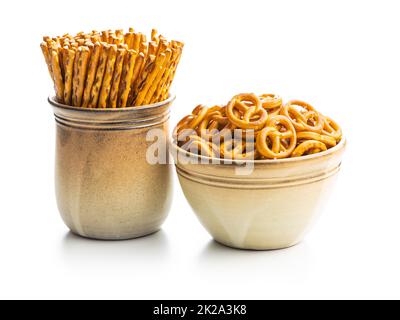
[172,138,346,250]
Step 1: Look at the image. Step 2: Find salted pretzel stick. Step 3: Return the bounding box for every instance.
[40,42,53,79]
[151,29,158,42]
[61,46,69,75]
[109,49,126,108]
[124,31,134,49]
[161,45,183,100]
[50,49,65,103]
[88,43,109,108]
[139,41,148,57]
[72,46,90,107]
[143,49,172,105]
[98,45,118,108]
[148,42,157,56]
[118,50,138,108]
[135,52,167,106]
[151,47,178,103]
[71,48,81,106]
[81,42,101,108]
[132,33,141,52]
[130,54,155,104]
[63,48,76,105]
[126,53,145,106]
[155,40,167,58]
[101,30,109,42]
[91,34,101,43]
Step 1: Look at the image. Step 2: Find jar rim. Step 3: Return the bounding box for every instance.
[48,94,176,112]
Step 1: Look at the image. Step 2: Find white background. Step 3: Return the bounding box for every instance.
[0,0,399,300]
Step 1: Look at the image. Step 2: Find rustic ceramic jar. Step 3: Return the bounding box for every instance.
[49,96,175,240]
[172,139,346,250]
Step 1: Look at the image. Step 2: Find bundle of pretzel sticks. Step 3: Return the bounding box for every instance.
[40,28,183,108]
[174,93,342,160]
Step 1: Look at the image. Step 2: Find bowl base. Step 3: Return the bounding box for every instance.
[214,238,303,251]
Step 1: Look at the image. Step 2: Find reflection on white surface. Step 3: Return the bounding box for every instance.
[61,230,171,266]
[199,240,310,280]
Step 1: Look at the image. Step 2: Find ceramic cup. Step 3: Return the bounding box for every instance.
[49,96,175,240]
[172,138,346,250]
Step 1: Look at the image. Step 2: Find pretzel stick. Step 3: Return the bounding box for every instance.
[132,33,141,52]
[50,49,65,103]
[88,44,109,108]
[63,48,76,105]
[159,43,183,100]
[109,49,126,108]
[151,29,158,42]
[161,45,183,100]
[155,40,167,58]
[81,42,101,108]
[118,50,138,108]
[144,48,172,105]
[151,47,178,103]
[91,34,101,43]
[71,48,81,106]
[124,31,134,49]
[40,42,53,79]
[143,49,172,105]
[148,41,157,56]
[135,52,167,106]
[130,54,155,105]
[139,40,148,57]
[61,46,69,74]
[126,53,145,107]
[72,46,90,107]
[98,45,118,108]
[101,30,109,42]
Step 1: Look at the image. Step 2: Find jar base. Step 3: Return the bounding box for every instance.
[68,228,162,241]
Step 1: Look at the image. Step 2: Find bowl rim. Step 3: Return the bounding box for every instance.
[172,136,346,165]
[48,94,176,113]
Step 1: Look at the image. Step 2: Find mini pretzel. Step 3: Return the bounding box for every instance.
[226,94,268,130]
[220,138,243,159]
[280,100,324,133]
[220,139,258,160]
[182,135,217,158]
[187,105,209,129]
[296,132,336,148]
[256,115,297,159]
[259,94,282,115]
[238,142,259,160]
[322,116,342,142]
[198,106,229,138]
[292,140,327,158]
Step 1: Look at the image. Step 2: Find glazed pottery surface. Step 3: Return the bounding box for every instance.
[49,96,175,240]
[173,139,346,250]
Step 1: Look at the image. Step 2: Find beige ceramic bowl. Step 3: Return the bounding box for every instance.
[172,138,346,250]
[49,96,174,240]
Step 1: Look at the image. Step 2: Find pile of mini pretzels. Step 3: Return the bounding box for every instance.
[174,93,342,160]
